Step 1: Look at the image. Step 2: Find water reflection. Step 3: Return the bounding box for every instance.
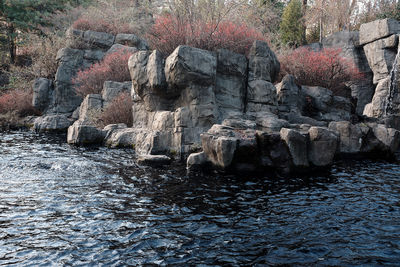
[0,131,400,266]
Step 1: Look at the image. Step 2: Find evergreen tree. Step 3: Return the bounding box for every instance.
[0,0,86,63]
[280,0,305,47]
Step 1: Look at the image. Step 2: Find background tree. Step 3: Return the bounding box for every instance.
[0,0,86,64]
[280,0,305,46]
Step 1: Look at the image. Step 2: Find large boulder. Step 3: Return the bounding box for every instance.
[280,128,309,168]
[322,31,375,115]
[33,114,73,132]
[248,40,280,83]
[359,18,400,45]
[363,34,398,84]
[215,49,247,118]
[115,33,149,50]
[328,121,363,154]
[276,74,303,113]
[363,77,390,118]
[32,78,53,112]
[165,45,217,91]
[308,127,338,166]
[372,124,400,153]
[106,44,138,55]
[78,94,103,123]
[200,125,239,169]
[104,127,139,148]
[52,48,85,113]
[102,81,131,107]
[83,30,115,49]
[67,120,105,145]
[246,80,278,114]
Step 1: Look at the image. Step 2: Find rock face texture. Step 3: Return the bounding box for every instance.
[31,19,400,175]
[322,31,375,115]
[359,19,400,119]
[33,28,148,132]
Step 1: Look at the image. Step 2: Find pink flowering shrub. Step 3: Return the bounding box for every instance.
[73,49,133,97]
[147,14,265,55]
[279,47,364,96]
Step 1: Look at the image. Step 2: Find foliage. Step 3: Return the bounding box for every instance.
[279,47,364,96]
[306,24,320,44]
[0,0,85,63]
[147,14,265,56]
[73,49,133,97]
[97,91,132,128]
[18,32,66,79]
[280,0,305,47]
[72,17,135,35]
[70,0,154,36]
[0,89,37,116]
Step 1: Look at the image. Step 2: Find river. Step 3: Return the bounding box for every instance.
[0,131,400,266]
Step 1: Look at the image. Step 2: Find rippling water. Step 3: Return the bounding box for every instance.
[1,131,400,266]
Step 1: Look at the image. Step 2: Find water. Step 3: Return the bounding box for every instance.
[1,131,400,266]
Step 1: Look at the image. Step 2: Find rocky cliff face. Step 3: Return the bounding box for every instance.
[32,19,400,175]
[32,28,148,132]
[359,19,400,119]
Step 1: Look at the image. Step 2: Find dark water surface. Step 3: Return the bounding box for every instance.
[1,131,400,266]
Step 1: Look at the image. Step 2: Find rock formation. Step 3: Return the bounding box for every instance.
[32,28,148,132]
[32,19,400,175]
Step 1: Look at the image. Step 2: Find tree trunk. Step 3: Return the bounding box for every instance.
[302,0,307,44]
[7,23,16,64]
[319,17,323,43]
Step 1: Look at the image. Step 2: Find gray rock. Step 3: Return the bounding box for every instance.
[363,35,398,84]
[67,120,105,145]
[201,125,238,169]
[165,45,217,92]
[83,30,115,49]
[32,78,53,112]
[328,121,363,153]
[276,74,303,112]
[322,30,375,115]
[302,86,333,112]
[102,81,131,106]
[248,40,280,83]
[308,127,338,166]
[363,77,390,118]
[216,49,247,117]
[33,115,73,132]
[115,33,149,50]
[79,94,103,123]
[372,124,400,153]
[104,127,138,148]
[280,128,309,168]
[147,50,167,93]
[83,49,105,61]
[187,151,208,171]
[255,112,290,131]
[103,123,127,132]
[129,51,149,98]
[359,18,400,45]
[52,48,85,113]
[137,154,172,166]
[106,44,138,55]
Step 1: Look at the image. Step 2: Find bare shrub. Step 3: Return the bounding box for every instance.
[0,89,38,117]
[97,91,132,127]
[147,14,265,56]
